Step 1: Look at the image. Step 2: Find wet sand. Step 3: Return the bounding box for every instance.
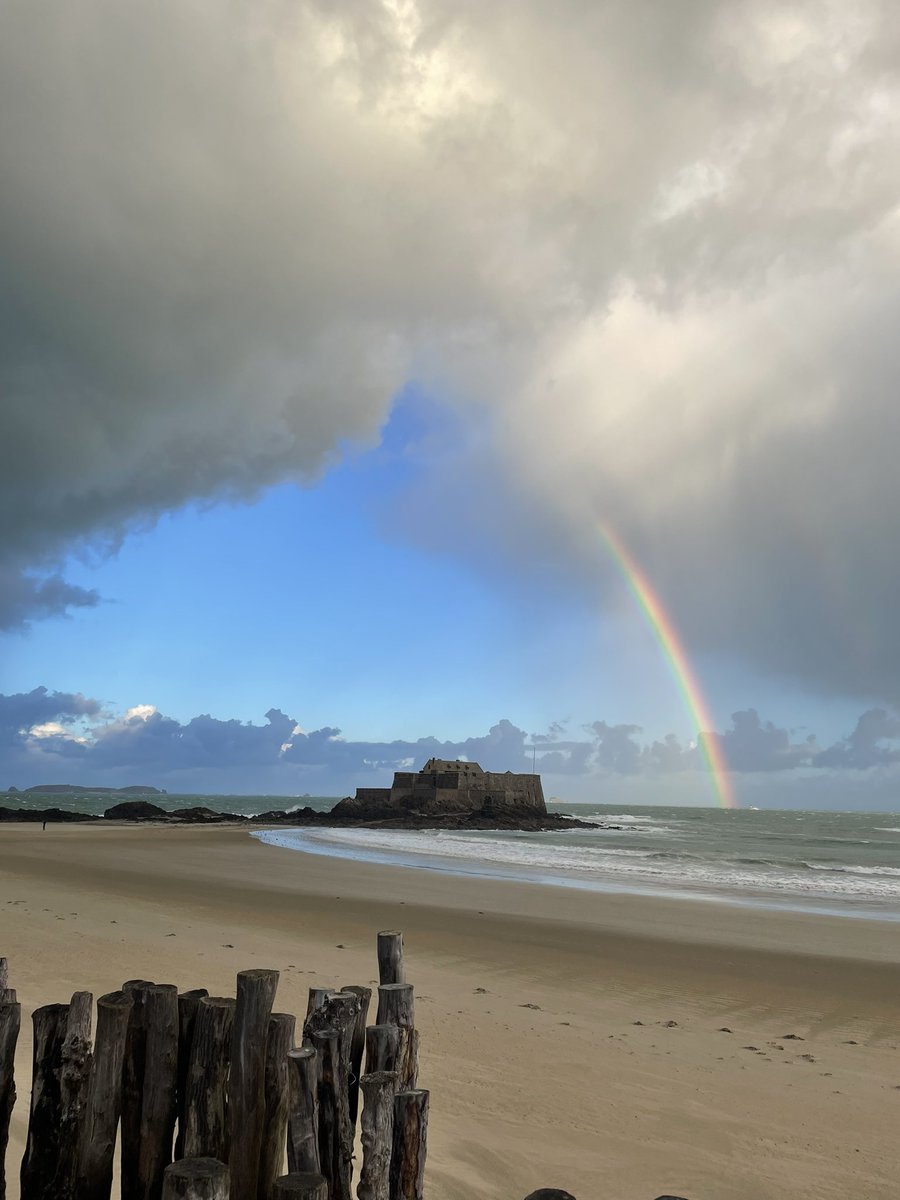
[1,824,898,1199]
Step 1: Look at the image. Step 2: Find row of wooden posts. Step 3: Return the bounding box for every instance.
[0,932,430,1200]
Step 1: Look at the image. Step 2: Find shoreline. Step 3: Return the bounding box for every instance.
[1,824,899,1198]
[254,824,900,925]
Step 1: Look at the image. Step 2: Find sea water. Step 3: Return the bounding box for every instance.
[254,804,900,920]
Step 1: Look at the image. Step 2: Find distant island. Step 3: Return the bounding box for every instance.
[10,784,167,796]
[0,760,593,830]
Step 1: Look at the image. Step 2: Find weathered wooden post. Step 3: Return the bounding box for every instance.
[339,986,371,1125]
[363,1027,401,1079]
[227,968,279,1200]
[309,1028,351,1200]
[183,998,235,1160]
[0,991,20,1200]
[77,990,133,1200]
[306,990,330,1019]
[286,1046,319,1176]
[305,993,358,1183]
[162,1158,229,1200]
[20,1002,68,1200]
[0,961,7,991]
[136,984,179,1200]
[376,934,404,986]
[374,987,417,1091]
[58,992,94,1200]
[357,1072,396,1200]
[388,1090,428,1200]
[272,1174,328,1200]
[21,993,93,1200]
[175,990,209,1159]
[122,982,152,1200]
[258,1012,296,1200]
[521,1191,577,1200]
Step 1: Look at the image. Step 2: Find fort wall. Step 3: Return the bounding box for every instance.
[333,760,546,819]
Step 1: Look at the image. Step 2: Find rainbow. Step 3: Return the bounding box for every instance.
[599,525,737,809]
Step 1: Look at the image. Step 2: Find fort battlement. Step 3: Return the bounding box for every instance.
[332,758,546,820]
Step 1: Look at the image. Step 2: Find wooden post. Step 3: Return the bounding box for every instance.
[0,961,7,991]
[305,994,358,1174]
[183,998,235,1160]
[58,991,94,1200]
[122,982,153,1200]
[77,990,133,1200]
[286,1047,319,1176]
[521,1192,578,1200]
[137,984,179,1200]
[161,1158,229,1200]
[309,1029,351,1200]
[272,1174,328,1200]
[376,934,404,986]
[373,988,417,1091]
[306,989,330,1019]
[258,1012,296,1200]
[363,1027,400,1079]
[357,1072,396,1200]
[20,1002,68,1200]
[0,995,20,1200]
[227,968,279,1200]
[388,1090,428,1200]
[175,990,209,1159]
[339,987,370,1125]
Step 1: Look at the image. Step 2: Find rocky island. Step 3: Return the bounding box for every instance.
[0,759,594,829]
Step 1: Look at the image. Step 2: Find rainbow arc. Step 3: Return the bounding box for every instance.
[599,525,736,810]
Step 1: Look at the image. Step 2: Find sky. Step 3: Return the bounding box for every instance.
[3,0,900,807]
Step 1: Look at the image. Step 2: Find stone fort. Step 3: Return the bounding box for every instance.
[332,758,546,818]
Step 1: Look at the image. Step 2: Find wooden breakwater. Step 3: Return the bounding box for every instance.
[0,936,583,1200]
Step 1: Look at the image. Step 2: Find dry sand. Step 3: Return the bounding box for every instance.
[1,823,899,1200]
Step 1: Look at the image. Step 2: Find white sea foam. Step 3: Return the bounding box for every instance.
[254,825,900,911]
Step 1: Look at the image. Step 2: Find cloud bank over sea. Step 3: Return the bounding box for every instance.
[5,688,900,808]
[3,1,900,707]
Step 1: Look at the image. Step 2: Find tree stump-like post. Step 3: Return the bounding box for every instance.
[161,1158,229,1200]
[0,961,7,991]
[136,984,179,1200]
[375,934,404,986]
[184,998,235,1160]
[357,1072,396,1200]
[20,1002,68,1200]
[373,988,417,1091]
[0,994,20,1200]
[77,990,133,1200]
[175,991,209,1160]
[339,987,371,1125]
[388,1090,428,1200]
[306,990,330,1019]
[258,1012,296,1200]
[286,1047,319,1176]
[363,1028,401,1080]
[122,982,153,1200]
[58,992,94,1200]
[227,969,279,1200]
[310,1029,350,1200]
[273,1174,328,1200]
[522,1191,578,1200]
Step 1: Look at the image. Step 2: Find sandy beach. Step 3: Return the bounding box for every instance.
[1,823,899,1200]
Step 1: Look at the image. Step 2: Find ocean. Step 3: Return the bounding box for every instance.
[254,803,900,921]
[13,792,900,920]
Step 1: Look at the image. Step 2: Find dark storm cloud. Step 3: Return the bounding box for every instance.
[2,1,900,707]
[0,567,100,631]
